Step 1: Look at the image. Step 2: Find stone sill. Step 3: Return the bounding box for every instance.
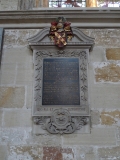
[0,8,120,29]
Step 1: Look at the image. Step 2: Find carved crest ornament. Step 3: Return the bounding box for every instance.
[49,17,73,48]
[28,17,94,134]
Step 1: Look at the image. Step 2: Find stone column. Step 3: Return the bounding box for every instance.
[34,0,49,7]
[34,0,40,7]
[86,0,97,7]
[18,0,34,10]
[43,0,49,7]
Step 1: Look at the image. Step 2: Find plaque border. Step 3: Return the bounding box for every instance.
[33,49,89,116]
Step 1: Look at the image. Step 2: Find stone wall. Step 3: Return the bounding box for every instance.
[0,0,49,11]
[0,28,120,159]
[0,0,18,11]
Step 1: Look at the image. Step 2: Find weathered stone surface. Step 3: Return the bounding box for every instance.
[0,63,16,85]
[0,87,25,108]
[116,127,120,146]
[0,145,8,160]
[43,147,74,160]
[89,29,120,47]
[101,110,120,125]
[1,27,120,159]
[85,154,96,160]
[0,128,31,145]
[4,29,120,48]
[75,147,96,160]
[8,145,42,160]
[106,48,120,60]
[0,0,17,11]
[63,128,116,145]
[43,147,62,160]
[91,110,100,125]
[0,28,4,66]
[89,46,105,63]
[0,110,3,126]
[18,0,34,10]
[3,48,33,64]
[28,134,62,146]
[62,148,74,160]
[16,63,33,85]
[90,84,120,109]
[3,109,32,127]
[26,85,33,108]
[4,29,40,47]
[94,62,120,83]
[98,146,120,159]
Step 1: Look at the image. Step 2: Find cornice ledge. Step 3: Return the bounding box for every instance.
[0,8,120,28]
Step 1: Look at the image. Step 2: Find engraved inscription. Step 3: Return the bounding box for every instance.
[42,58,80,105]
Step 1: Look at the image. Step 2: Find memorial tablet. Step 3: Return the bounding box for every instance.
[28,19,95,134]
[42,58,80,105]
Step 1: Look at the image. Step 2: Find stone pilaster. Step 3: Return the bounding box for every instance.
[86,0,97,7]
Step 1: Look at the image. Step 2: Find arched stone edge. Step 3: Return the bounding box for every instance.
[28,27,95,51]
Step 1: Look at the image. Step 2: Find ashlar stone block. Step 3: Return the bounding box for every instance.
[63,128,116,145]
[94,62,120,83]
[16,63,33,85]
[0,87,25,108]
[0,0,17,11]
[43,147,74,160]
[98,146,120,159]
[0,145,8,160]
[26,84,33,109]
[4,29,40,47]
[28,134,62,146]
[90,84,120,109]
[75,147,96,160]
[89,46,105,63]
[91,110,100,125]
[0,128,31,145]
[3,48,33,64]
[3,109,32,127]
[116,127,120,145]
[89,29,120,47]
[8,145,42,160]
[0,63,16,85]
[0,109,3,127]
[101,110,120,125]
[106,48,120,60]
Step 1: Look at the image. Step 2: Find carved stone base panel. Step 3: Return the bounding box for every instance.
[33,109,90,134]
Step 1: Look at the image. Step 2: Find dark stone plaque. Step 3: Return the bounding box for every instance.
[42,58,80,105]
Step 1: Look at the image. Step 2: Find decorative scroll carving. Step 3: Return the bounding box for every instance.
[46,109,76,134]
[33,116,50,130]
[74,116,88,130]
[33,109,88,134]
[79,51,88,105]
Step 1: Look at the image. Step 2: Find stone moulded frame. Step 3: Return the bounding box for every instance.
[28,27,94,134]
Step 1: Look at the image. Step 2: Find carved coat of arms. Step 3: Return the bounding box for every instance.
[49,17,73,48]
